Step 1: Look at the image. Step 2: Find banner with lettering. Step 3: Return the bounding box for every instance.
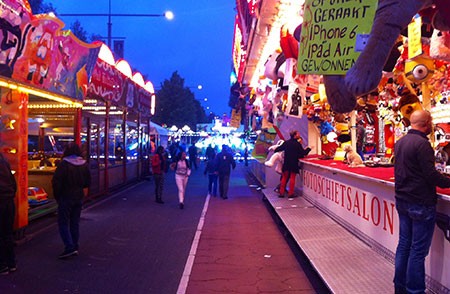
[298,0,377,74]
[302,169,397,251]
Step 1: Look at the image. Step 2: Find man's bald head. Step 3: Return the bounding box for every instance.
[410,110,432,135]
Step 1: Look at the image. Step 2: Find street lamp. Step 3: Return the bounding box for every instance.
[59,0,174,48]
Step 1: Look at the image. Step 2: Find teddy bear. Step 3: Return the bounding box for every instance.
[323,0,450,114]
[265,140,285,174]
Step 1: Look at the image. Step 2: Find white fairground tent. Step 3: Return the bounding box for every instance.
[150,122,169,148]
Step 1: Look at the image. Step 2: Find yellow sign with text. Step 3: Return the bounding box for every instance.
[298,0,378,75]
[408,15,422,59]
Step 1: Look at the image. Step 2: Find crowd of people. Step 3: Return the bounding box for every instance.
[151,142,237,209]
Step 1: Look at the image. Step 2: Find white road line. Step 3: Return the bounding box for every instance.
[176,193,211,294]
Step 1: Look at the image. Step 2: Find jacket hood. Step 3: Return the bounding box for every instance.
[63,155,87,166]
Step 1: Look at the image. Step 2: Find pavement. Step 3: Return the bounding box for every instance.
[0,161,327,294]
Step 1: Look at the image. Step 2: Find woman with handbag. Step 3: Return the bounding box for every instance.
[170,151,191,209]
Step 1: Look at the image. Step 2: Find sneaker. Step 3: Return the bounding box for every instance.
[156,199,164,204]
[179,203,184,209]
[278,194,285,198]
[0,266,9,275]
[58,249,78,259]
[288,194,296,198]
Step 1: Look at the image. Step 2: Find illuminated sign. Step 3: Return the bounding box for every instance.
[298,0,377,74]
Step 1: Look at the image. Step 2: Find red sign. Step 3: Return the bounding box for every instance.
[88,59,124,103]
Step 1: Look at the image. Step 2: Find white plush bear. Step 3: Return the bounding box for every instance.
[265,140,285,174]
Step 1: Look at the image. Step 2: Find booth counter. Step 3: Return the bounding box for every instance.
[300,157,450,291]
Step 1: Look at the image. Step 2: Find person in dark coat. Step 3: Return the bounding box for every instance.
[52,143,91,259]
[204,153,218,197]
[393,110,450,293]
[0,153,17,274]
[188,144,198,170]
[215,145,236,199]
[151,146,167,204]
[275,130,311,198]
[205,144,216,161]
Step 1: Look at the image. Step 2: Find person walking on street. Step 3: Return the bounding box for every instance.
[393,110,450,294]
[152,146,167,204]
[52,143,91,259]
[275,130,311,198]
[171,151,191,209]
[216,145,236,199]
[244,144,249,166]
[204,153,218,197]
[188,144,198,170]
[205,144,216,161]
[0,153,17,274]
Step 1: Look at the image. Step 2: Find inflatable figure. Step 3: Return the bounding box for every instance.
[323,0,450,113]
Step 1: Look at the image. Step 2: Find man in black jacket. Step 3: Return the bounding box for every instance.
[216,145,236,199]
[393,110,450,294]
[275,130,311,198]
[52,143,91,259]
[0,153,17,274]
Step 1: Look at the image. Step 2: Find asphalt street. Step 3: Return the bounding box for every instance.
[0,162,324,293]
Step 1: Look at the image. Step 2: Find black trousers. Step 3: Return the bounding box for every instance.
[154,173,164,201]
[219,173,231,199]
[0,198,16,267]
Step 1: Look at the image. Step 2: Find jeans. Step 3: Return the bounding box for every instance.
[58,200,82,252]
[219,173,230,198]
[208,174,217,196]
[154,173,164,201]
[0,198,15,267]
[394,198,436,294]
[175,174,189,204]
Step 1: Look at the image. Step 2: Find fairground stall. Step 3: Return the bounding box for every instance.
[232,0,450,292]
[0,0,156,230]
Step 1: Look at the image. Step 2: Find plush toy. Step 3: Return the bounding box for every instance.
[265,151,284,174]
[404,55,435,83]
[344,145,365,167]
[265,140,285,174]
[430,30,450,62]
[323,0,450,113]
[397,91,423,126]
[264,50,285,83]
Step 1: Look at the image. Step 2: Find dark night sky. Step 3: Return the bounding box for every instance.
[51,0,236,116]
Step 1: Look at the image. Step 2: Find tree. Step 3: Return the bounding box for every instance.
[152,72,208,131]
[70,20,89,43]
[89,33,104,43]
[29,0,56,14]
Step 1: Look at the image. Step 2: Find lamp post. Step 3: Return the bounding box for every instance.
[59,0,174,48]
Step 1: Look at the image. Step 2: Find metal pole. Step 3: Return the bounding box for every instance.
[107,0,112,48]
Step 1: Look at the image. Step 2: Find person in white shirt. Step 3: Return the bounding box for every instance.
[170,151,191,209]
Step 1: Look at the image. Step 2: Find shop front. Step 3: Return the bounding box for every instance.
[233,0,450,291]
[0,0,156,229]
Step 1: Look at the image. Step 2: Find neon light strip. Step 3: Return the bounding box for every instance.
[0,77,83,108]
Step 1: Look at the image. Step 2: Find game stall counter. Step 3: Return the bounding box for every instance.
[299,156,450,292]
